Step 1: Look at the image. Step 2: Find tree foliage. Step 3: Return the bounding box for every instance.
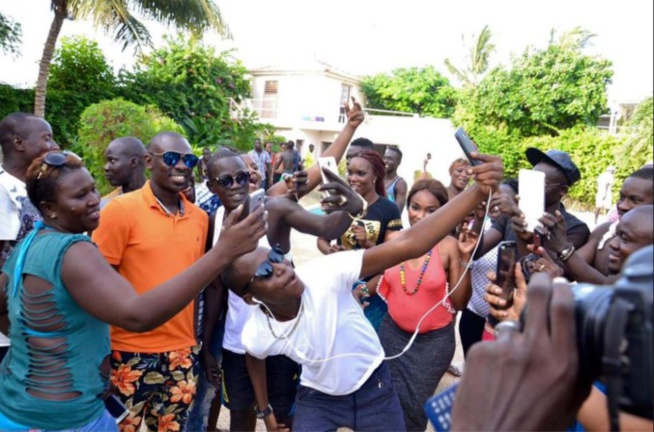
[0,12,21,55]
[361,66,457,118]
[444,25,495,89]
[456,43,613,137]
[621,97,654,166]
[119,36,272,150]
[75,98,183,194]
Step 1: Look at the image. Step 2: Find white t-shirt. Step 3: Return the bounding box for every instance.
[212,205,291,354]
[241,250,384,396]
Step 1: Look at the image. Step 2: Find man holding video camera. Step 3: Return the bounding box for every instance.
[462,244,653,431]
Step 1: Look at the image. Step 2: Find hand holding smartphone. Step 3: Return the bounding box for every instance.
[318,157,339,197]
[240,188,265,221]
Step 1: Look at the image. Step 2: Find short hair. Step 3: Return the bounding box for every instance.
[407,179,449,209]
[0,112,41,151]
[387,146,403,160]
[629,166,653,182]
[449,158,471,174]
[350,137,374,150]
[26,153,85,214]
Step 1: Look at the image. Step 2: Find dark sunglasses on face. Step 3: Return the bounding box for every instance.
[242,245,285,292]
[215,171,251,189]
[151,151,199,169]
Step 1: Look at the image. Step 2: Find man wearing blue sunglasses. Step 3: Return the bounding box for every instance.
[92,131,208,431]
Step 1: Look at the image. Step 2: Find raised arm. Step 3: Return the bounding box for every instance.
[267,98,365,198]
[394,178,408,213]
[63,206,266,332]
[361,154,502,279]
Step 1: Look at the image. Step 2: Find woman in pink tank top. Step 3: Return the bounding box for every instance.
[360,179,477,431]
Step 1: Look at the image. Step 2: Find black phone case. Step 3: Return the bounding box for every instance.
[454,127,483,166]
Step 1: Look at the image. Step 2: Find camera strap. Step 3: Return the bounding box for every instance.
[602,298,632,432]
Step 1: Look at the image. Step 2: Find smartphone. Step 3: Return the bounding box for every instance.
[318,157,339,196]
[424,383,458,432]
[248,188,265,215]
[495,241,517,309]
[105,394,129,424]
[454,127,482,166]
[518,169,545,233]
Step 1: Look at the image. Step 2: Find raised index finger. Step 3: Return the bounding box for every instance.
[523,272,554,345]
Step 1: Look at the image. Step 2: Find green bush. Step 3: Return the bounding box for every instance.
[118,35,271,149]
[76,98,183,194]
[467,125,631,207]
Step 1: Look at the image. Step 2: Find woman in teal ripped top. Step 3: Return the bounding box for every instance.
[0,152,265,431]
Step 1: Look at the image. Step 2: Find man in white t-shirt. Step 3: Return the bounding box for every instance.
[221,153,502,431]
[0,113,59,361]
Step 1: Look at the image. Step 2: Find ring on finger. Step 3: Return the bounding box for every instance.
[495,320,522,336]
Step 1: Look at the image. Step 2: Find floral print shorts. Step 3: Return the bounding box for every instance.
[109,346,200,432]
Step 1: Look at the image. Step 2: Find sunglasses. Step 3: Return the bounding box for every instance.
[242,245,285,292]
[215,171,251,189]
[151,151,199,169]
[44,150,82,166]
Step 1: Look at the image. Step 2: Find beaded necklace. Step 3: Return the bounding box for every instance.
[400,249,432,295]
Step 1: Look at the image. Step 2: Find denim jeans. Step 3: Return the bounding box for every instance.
[184,317,225,432]
[292,362,405,431]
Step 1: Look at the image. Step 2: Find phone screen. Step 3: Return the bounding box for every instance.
[496,241,517,308]
[105,394,129,424]
[518,169,545,232]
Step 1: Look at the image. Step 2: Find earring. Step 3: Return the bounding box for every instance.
[50,214,57,219]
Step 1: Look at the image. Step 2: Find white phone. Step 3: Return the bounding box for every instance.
[518,169,545,233]
[248,188,266,216]
[318,157,339,196]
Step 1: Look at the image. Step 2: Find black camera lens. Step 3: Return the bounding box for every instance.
[571,284,613,379]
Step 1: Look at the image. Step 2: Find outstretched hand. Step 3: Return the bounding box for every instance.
[453,273,591,431]
[467,153,503,195]
[538,210,568,253]
[484,265,528,322]
[319,167,364,216]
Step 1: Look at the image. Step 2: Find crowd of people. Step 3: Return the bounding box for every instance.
[0,99,652,432]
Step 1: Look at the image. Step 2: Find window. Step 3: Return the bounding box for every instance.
[262,80,278,118]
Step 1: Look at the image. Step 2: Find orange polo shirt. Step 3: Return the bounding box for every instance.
[92,181,208,353]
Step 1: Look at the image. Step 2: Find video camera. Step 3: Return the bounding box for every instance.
[572,245,653,427]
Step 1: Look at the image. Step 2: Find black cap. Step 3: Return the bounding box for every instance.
[526,148,581,186]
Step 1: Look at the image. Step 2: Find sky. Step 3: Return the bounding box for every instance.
[1,0,652,105]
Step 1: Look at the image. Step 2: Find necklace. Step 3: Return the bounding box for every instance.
[265,301,304,339]
[400,249,432,295]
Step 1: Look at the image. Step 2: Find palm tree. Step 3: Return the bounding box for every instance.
[34,0,230,117]
[0,12,22,55]
[549,26,596,51]
[444,25,495,89]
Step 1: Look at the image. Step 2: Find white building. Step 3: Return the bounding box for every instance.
[242,58,470,187]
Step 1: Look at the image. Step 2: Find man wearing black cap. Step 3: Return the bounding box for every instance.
[474,148,590,259]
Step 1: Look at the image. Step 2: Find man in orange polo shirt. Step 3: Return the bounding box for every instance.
[92,132,207,431]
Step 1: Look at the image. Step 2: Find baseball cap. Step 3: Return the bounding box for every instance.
[525,148,581,186]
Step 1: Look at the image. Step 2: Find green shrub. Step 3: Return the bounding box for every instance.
[76,98,183,194]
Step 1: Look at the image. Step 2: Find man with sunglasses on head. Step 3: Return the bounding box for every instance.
[0,113,59,363]
[92,132,208,431]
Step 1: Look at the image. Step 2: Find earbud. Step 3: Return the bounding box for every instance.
[251,297,263,305]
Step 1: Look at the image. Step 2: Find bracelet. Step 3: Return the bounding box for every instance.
[356,282,370,297]
[348,192,368,220]
[558,244,576,262]
[254,403,273,419]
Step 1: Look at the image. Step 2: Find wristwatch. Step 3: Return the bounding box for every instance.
[254,403,273,419]
[558,244,576,262]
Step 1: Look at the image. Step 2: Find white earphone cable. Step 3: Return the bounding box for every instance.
[259,190,493,364]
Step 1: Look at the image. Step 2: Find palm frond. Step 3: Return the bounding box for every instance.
[471,25,495,77]
[557,26,596,50]
[127,0,230,38]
